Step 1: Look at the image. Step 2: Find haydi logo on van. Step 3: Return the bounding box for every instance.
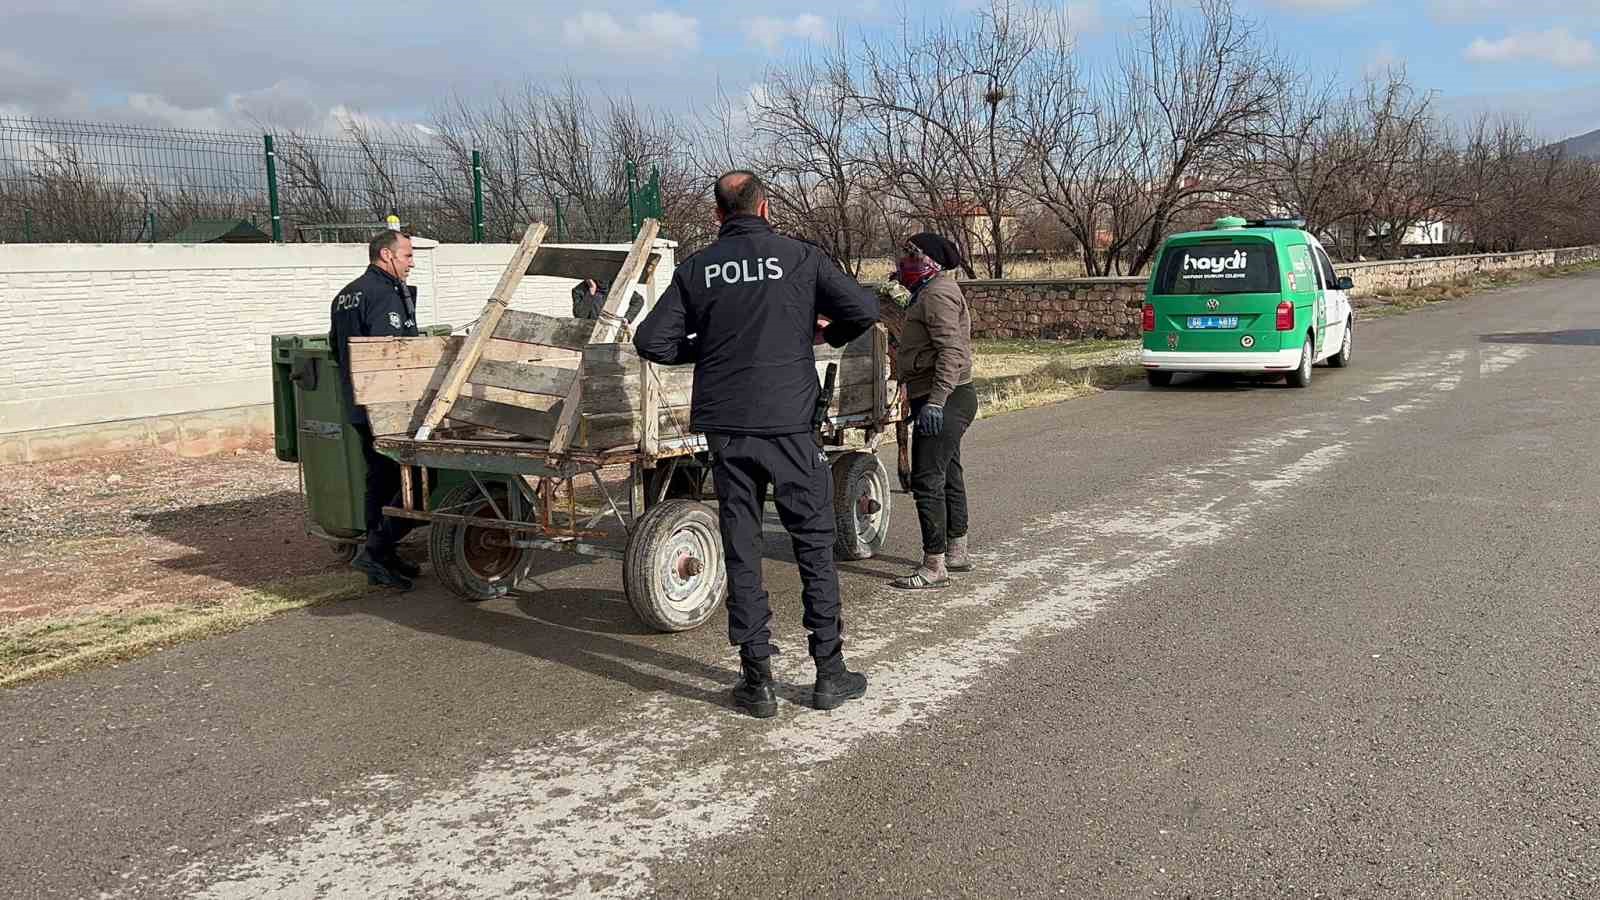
[1182,249,1249,278]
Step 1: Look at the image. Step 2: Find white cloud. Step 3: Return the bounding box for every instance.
[561,10,700,54]
[1430,0,1600,22]
[745,14,829,54]
[1464,27,1599,69]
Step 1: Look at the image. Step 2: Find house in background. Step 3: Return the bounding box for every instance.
[162,218,272,244]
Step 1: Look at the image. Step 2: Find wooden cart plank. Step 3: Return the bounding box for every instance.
[467,358,577,397]
[414,221,547,440]
[367,399,428,436]
[348,336,561,373]
[492,309,597,350]
[446,397,561,438]
[461,383,562,411]
[525,246,661,282]
[352,367,452,405]
[549,219,660,455]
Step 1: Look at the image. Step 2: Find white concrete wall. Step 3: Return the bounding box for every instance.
[0,239,675,435]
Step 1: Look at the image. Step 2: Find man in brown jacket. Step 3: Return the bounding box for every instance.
[891,233,978,590]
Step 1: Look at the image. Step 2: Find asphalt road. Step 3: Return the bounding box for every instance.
[5,271,1600,899]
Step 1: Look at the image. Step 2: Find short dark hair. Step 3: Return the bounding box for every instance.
[369,229,409,262]
[714,170,766,216]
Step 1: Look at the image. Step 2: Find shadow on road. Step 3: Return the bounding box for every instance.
[307,551,740,712]
[1112,373,1291,392]
[1480,330,1600,347]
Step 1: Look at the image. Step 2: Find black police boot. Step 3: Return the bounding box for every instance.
[381,551,421,579]
[351,548,414,591]
[812,653,867,711]
[732,658,778,719]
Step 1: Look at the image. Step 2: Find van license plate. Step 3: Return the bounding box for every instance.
[1187,316,1239,329]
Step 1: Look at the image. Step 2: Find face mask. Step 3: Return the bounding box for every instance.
[896,254,941,289]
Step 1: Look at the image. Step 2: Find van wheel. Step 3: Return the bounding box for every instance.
[1146,371,1174,388]
[1328,317,1352,368]
[1285,336,1314,388]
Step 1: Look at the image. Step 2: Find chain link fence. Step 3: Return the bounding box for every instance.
[0,118,667,245]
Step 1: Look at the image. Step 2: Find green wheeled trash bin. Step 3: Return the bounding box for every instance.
[271,326,455,562]
[271,333,368,560]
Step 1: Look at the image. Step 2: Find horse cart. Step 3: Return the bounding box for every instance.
[339,220,897,632]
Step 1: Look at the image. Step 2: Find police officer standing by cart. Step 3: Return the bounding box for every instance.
[330,228,424,590]
[634,171,879,718]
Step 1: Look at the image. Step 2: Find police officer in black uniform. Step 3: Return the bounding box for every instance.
[330,229,423,590]
[634,171,879,718]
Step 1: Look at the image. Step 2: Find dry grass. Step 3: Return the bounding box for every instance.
[971,338,1143,416]
[0,572,371,688]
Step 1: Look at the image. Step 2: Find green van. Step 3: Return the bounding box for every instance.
[1140,217,1354,388]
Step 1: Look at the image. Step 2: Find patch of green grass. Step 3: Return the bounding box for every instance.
[0,572,371,689]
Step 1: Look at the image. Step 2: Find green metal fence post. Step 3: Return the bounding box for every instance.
[263,134,283,242]
[23,208,33,242]
[145,210,156,242]
[555,197,564,242]
[471,150,485,243]
[626,160,638,235]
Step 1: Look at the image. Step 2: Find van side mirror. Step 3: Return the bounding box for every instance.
[1336,276,1354,291]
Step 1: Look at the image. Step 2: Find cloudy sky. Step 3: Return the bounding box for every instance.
[2,0,1596,142]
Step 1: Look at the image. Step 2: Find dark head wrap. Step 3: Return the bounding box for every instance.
[906,232,976,279]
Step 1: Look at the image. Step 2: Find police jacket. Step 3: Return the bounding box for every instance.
[633,215,879,436]
[330,264,419,425]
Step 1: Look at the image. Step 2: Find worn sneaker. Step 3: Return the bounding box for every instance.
[733,658,778,719]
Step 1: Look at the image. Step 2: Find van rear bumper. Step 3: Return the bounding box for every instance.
[1141,347,1301,372]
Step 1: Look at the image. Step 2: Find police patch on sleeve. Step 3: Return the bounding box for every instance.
[388,312,402,329]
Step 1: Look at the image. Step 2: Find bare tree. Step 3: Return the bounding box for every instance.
[846,0,1044,277]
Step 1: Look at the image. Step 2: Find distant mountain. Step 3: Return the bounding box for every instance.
[1550,127,1600,160]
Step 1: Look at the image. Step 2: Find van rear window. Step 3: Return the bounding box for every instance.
[1154,243,1280,295]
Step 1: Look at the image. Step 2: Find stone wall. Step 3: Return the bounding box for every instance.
[1339,245,1600,296]
[962,277,1147,340]
[952,245,1600,340]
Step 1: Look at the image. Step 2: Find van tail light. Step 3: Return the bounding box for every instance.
[1275,301,1294,331]
[1142,303,1156,332]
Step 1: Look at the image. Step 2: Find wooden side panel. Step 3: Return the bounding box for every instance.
[352,367,452,405]
[366,398,429,436]
[493,309,597,350]
[445,397,561,438]
[525,246,661,283]
[468,359,577,397]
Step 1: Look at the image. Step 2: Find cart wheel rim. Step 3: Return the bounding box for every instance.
[460,499,520,582]
[659,519,719,613]
[854,463,890,545]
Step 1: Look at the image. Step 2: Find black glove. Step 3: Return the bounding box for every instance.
[916,404,944,436]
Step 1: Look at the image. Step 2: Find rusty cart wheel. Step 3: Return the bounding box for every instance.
[429,481,533,603]
[832,450,891,561]
[329,541,359,564]
[624,499,725,632]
